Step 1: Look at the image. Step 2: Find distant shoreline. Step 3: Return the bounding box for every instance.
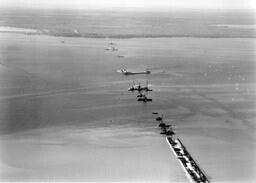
[0,26,255,39]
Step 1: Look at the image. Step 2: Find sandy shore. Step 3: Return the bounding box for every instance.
[0,33,255,182]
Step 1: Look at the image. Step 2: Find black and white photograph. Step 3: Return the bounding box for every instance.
[0,0,255,182]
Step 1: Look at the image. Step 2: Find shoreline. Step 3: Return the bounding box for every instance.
[0,26,256,39]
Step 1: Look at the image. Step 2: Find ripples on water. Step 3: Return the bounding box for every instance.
[0,9,255,38]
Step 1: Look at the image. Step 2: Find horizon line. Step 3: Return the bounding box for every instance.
[0,6,255,12]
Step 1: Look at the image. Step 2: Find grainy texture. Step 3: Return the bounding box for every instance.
[0,10,255,182]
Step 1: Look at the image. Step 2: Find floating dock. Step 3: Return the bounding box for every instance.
[166,137,210,183]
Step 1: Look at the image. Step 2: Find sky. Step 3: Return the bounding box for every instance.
[0,0,255,10]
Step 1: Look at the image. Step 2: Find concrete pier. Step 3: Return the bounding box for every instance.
[166,137,210,183]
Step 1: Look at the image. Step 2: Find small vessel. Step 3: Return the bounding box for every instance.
[120,68,151,75]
